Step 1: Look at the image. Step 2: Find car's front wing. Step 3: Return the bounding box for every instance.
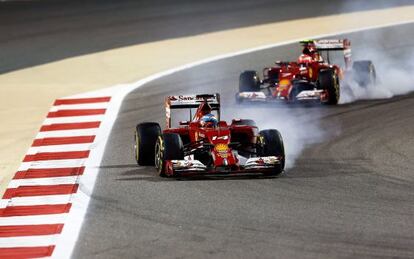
[166,156,283,176]
[236,90,327,103]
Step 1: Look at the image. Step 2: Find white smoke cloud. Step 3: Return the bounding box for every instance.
[223,104,339,169]
[339,27,414,103]
[340,56,414,103]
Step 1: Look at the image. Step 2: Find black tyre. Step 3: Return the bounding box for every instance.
[155,133,184,177]
[239,70,261,92]
[319,69,340,105]
[134,122,161,166]
[352,60,376,87]
[232,119,257,127]
[258,129,285,175]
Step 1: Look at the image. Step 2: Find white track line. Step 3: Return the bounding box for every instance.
[27,144,94,155]
[50,103,109,111]
[18,159,87,171]
[5,195,72,207]
[0,235,59,248]
[0,214,66,226]
[36,129,98,139]
[42,115,105,125]
[8,176,79,189]
[0,199,8,209]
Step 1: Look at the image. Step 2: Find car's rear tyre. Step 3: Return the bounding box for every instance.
[134,122,161,166]
[239,70,261,92]
[258,129,285,175]
[319,69,340,105]
[352,60,376,87]
[155,133,184,177]
[232,119,257,127]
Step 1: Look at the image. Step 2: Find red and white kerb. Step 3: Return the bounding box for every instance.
[0,96,111,258]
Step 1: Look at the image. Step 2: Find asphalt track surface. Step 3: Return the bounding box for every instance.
[2,1,413,258]
[1,0,414,74]
[72,22,414,258]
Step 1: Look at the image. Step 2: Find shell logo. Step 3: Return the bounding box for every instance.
[279,79,290,86]
[215,143,229,152]
[215,143,229,158]
[278,79,291,90]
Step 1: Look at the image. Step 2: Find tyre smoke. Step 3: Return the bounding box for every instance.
[339,25,414,103]
[340,53,414,103]
[224,104,338,169]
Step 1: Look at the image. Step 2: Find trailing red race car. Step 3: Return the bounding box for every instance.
[134,94,285,177]
[236,39,376,105]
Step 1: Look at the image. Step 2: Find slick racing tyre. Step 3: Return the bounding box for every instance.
[258,129,285,175]
[135,122,161,166]
[352,60,376,87]
[319,69,340,105]
[239,70,261,92]
[155,133,184,177]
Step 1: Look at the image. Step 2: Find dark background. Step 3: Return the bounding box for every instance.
[1,0,413,73]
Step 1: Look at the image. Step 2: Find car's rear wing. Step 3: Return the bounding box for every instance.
[165,93,220,128]
[301,39,352,68]
[312,39,350,51]
[166,94,220,109]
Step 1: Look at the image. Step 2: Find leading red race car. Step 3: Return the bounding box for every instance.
[134,94,285,177]
[236,39,376,105]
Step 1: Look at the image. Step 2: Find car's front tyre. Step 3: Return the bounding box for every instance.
[319,69,340,105]
[258,129,285,175]
[155,133,184,177]
[239,70,261,92]
[135,122,161,166]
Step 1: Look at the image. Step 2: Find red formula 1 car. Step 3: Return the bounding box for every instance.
[236,39,376,105]
[134,94,285,177]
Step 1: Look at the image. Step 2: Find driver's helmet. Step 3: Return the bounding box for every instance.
[299,46,319,64]
[302,46,312,55]
[200,113,218,128]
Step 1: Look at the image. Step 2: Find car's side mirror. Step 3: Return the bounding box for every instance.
[179,120,190,126]
[232,119,241,125]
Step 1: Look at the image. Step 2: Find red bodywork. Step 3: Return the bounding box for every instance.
[162,94,282,176]
[238,39,352,103]
[165,122,239,171]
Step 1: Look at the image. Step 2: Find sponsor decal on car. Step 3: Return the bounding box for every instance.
[239,92,267,99]
[215,143,229,158]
